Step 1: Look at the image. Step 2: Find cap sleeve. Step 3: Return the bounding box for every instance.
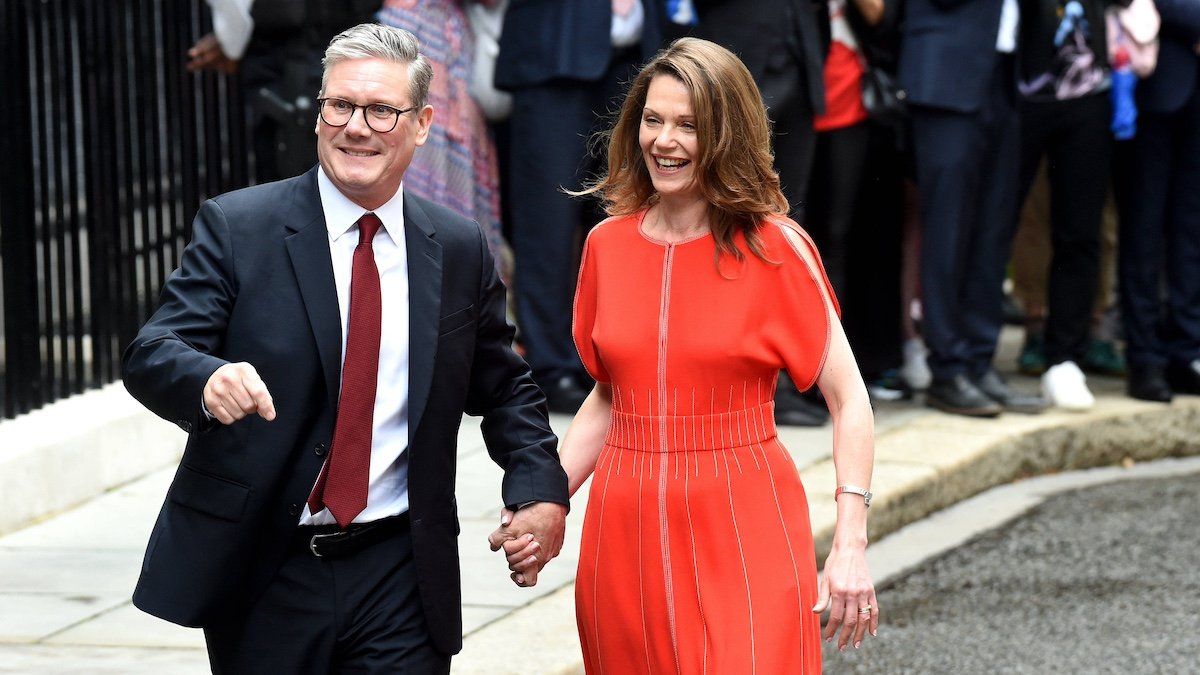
[764,219,841,391]
[572,231,610,383]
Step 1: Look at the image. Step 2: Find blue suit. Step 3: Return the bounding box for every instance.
[1118,0,1200,369]
[898,0,1020,379]
[495,1,664,386]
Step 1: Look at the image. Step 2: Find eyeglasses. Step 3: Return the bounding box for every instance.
[317,97,414,133]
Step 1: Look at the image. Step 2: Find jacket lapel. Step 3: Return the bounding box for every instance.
[285,168,343,416]
[403,193,443,443]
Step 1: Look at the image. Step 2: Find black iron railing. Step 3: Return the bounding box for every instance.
[0,1,253,419]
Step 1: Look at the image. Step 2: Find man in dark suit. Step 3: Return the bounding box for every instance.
[123,24,569,673]
[898,0,1045,416]
[495,0,664,414]
[1118,0,1200,401]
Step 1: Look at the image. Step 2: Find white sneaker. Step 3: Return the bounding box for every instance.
[901,338,932,391]
[1042,361,1095,411]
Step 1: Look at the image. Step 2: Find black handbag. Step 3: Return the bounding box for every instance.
[860,66,908,126]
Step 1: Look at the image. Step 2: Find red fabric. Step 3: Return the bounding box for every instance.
[572,211,840,673]
[814,42,869,132]
[308,213,383,528]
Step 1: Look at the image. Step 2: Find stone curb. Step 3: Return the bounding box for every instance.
[0,383,184,536]
[452,396,1200,674]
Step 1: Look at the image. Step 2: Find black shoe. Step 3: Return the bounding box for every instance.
[1166,359,1200,395]
[972,368,1047,414]
[774,373,829,427]
[926,374,1003,418]
[541,374,590,414]
[1128,363,1173,402]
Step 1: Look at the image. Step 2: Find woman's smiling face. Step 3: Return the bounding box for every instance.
[639,75,702,202]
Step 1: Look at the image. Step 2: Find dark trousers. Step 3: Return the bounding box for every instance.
[808,122,872,297]
[910,55,1020,379]
[507,50,640,384]
[204,530,448,674]
[1117,77,1200,369]
[842,122,905,378]
[1017,93,1111,366]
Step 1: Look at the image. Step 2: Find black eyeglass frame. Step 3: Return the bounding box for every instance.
[316,97,415,133]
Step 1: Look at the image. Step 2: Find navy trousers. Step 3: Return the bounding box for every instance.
[506,49,641,385]
[910,55,1020,379]
[203,530,449,674]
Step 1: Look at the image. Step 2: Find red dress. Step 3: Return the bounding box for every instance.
[572,209,840,674]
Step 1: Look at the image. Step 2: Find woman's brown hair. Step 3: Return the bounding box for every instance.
[577,37,788,262]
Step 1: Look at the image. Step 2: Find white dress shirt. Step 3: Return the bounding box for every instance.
[996,0,1019,53]
[299,167,411,526]
[205,0,254,60]
[612,0,645,48]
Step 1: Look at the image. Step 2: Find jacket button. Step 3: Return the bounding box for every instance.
[289,503,301,516]
[314,443,326,457]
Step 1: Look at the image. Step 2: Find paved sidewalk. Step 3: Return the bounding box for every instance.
[2,344,1197,673]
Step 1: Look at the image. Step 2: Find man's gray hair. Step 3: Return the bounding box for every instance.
[321,23,434,109]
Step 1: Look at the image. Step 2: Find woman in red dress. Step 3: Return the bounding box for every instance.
[504,38,880,673]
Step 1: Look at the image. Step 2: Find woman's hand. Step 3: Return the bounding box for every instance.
[812,542,879,651]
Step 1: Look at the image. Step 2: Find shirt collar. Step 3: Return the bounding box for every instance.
[317,165,405,243]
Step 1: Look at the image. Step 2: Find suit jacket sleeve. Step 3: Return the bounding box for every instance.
[463,225,570,511]
[122,199,235,432]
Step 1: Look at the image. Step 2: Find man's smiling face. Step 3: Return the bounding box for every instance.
[316,57,432,209]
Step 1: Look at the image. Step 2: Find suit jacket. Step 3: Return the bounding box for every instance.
[694,0,828,115]
[494,0,664,90]
[122,167,568,655]
[898,0,1008,113]
[1137,0,1200,114]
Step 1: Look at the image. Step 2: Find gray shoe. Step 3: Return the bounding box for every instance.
[973,368,1047,414]
[926,375,1003,418]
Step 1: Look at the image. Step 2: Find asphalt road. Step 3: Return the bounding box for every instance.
[822,472,1200,674]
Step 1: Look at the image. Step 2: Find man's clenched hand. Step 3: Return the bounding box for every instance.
[203,362,276,424]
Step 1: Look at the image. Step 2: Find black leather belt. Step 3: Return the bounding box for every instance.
[293,513,410,559]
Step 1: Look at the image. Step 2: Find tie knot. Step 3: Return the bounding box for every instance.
[357,213,382,245]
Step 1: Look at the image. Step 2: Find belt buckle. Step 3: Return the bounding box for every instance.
[308,531,345,558]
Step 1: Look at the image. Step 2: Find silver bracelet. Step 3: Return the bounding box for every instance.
[834,484,873,508]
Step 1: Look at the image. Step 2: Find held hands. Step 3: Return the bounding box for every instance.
[812,543,880,652]
[203,362,276,425]
[487,502,567,587]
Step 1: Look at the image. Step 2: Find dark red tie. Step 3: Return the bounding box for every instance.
[308,213,383,527]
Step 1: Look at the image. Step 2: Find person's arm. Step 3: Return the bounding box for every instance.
[464,224,569,510]
[123,199,276,429]
[561,384,613,496]
[122,200,237,432]
[464,224,568,584]
[493,382,612,586]
[488,226,611,586]
[811,304,879,652]
[769,221,878,652]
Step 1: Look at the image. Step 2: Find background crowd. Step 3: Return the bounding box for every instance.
[197,0,1200,424]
